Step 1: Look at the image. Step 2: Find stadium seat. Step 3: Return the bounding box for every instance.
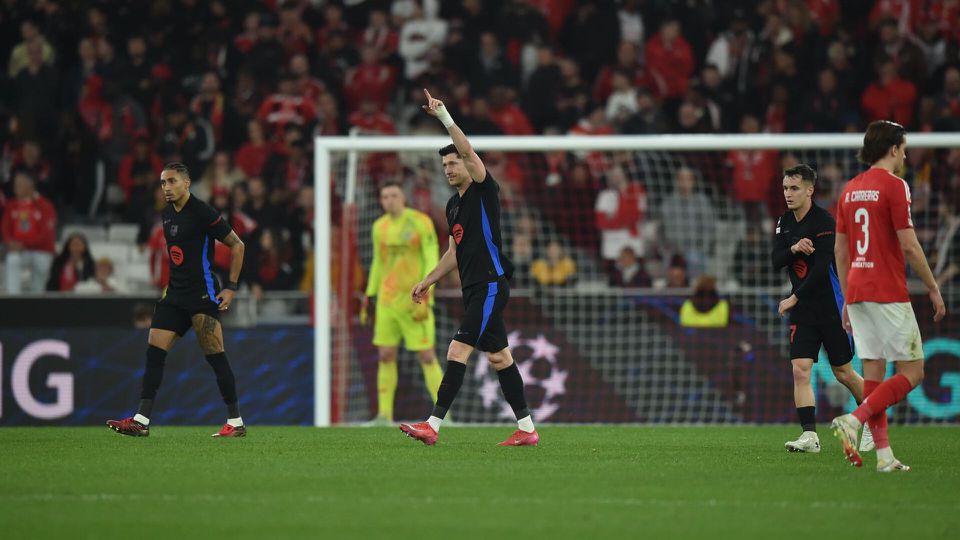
[108,223,140,244]
[89,242,132,264]
[60,224,107,243]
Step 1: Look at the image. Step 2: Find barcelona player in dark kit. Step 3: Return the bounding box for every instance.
[773,164,866,453]
[107,162,248,438]
[400,89,539,446]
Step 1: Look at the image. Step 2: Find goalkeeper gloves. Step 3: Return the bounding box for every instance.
[412,302,430,322]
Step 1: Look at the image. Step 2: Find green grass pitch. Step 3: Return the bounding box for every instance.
[1,426,958,539]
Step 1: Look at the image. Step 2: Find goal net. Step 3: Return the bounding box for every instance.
[315,133,960,427]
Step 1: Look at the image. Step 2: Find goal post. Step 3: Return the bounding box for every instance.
[314,133,960,427]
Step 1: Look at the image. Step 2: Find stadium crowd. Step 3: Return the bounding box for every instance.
[2,0,960,296]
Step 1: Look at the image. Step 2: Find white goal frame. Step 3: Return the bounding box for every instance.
[313,132,959,426]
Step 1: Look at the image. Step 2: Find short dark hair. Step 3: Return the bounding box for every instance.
[784,163,817,186]
[438,144,459,158]
[858,120,906,165]
[379,180,403,192]
[163,162,191,179]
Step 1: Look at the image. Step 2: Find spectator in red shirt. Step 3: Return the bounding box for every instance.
[488,85,535,135]
[593,41,649,104]
[726,114,779,222]
[290,54,327,104]
[645,18,694,100]
[233,11,262,56]
[347,98,397,135]
[257,72,318,140]
[2,172,57,293]
[45,232,95,292]
[358,9,398,60]
[595,165,648,262]
[569,106,615,177]
[235,119,277,178]
[861,60,917,127]
[343,46,397,113]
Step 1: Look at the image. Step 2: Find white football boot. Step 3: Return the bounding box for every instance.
[785,431,821,453]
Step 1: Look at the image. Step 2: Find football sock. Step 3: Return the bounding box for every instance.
[227,417,243,427]
[796,406,816,433]
[497,362,533,430]
[377,360,398,420]
[427,416,443,432]
[205,353,239,417]
[863,379,889,449]
[852,374,912,424]
[420,358,443,404]
[139,345,168,405]
[133,413,150,425]
[517,415,535,433]
[430,361,466,422]
[877,446,894,463]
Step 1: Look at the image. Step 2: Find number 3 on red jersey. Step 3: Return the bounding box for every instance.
[854,207,869,255]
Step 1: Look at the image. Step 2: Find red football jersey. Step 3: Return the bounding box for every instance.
[836,167,913,303]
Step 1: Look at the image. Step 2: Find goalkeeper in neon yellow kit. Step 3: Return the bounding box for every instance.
[361,181,443,423]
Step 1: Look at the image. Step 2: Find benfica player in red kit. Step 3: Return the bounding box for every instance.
[399,90,539,447]
[831,121,946,471]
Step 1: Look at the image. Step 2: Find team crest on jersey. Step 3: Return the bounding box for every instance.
[452,224,464,244]
[170,225,179,237]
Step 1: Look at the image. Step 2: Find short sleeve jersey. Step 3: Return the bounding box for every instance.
[445,171,514,289]
[835,168,912,303]
[162,195,233,306]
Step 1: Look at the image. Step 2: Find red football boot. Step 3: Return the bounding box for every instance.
[106,417,149,437]
[212,423,247,437]
[399,421,438,446]
[497,429,540,447]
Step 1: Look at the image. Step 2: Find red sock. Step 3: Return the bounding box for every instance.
[852,374,913,424]
[862,379,889,449]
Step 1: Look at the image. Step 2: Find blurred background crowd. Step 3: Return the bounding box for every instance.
[2,0,960,300]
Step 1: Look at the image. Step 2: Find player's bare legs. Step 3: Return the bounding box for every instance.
[192,314,245,437]
[785,358,820,452]
[831,363,864,402]
[107,329,179,436]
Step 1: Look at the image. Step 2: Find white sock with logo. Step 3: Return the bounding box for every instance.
[227,417,243,427]
[517,415,535,433]
[427,416,442,432]
[133,414,150,425]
